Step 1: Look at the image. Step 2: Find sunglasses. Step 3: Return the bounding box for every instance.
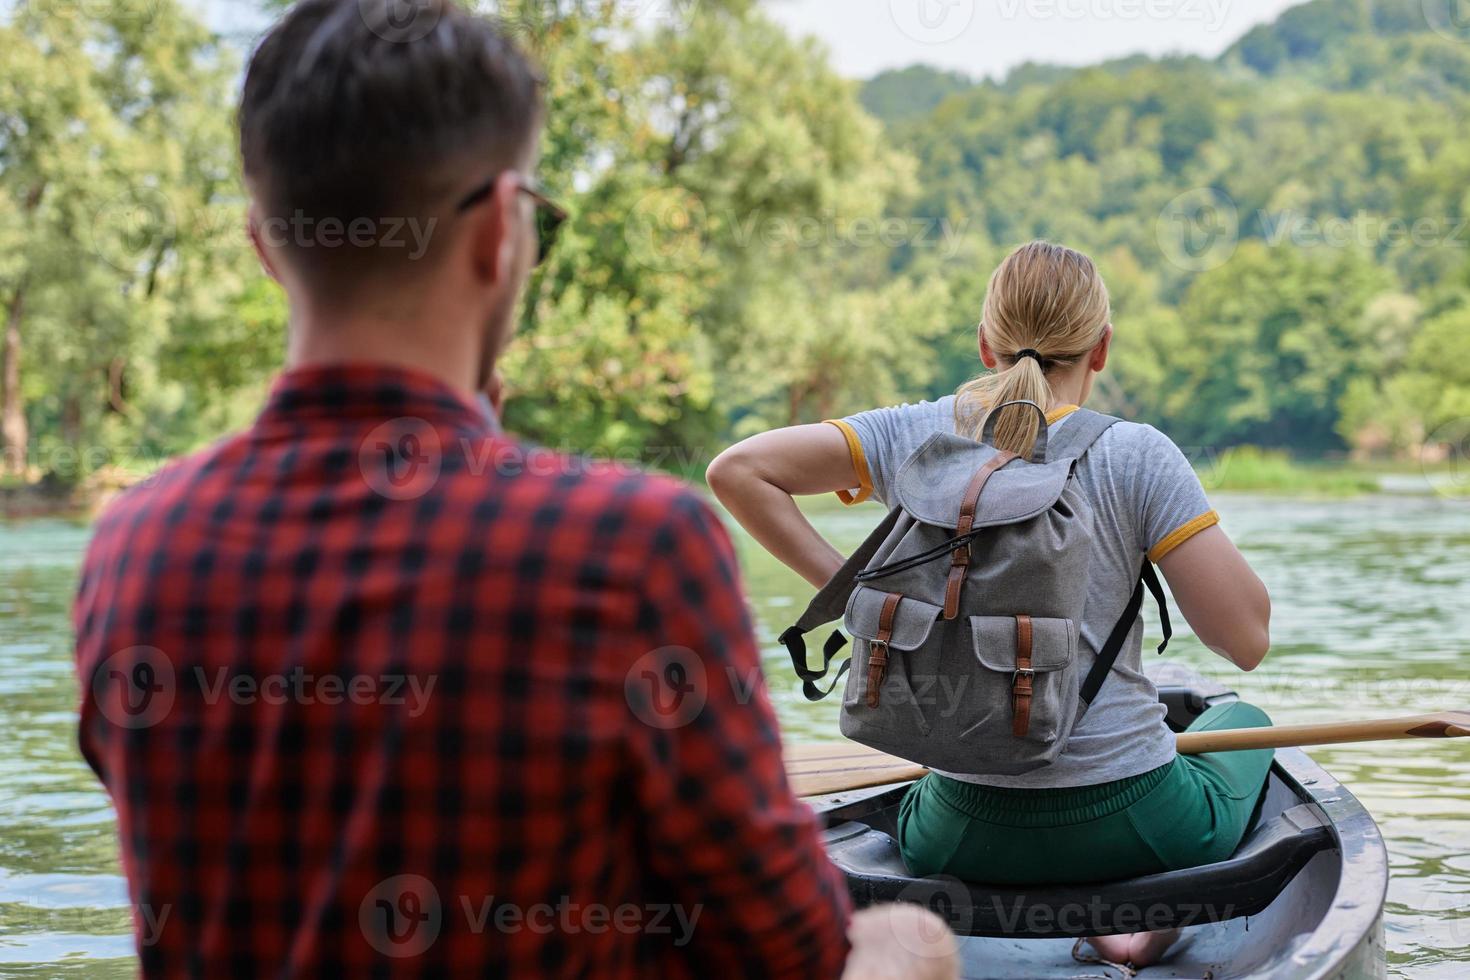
[455,175,568,266]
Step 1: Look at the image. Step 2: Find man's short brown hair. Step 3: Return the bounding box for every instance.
[239,0,543,279]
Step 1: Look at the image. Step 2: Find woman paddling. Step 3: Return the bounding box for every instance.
[708,240,1276,968]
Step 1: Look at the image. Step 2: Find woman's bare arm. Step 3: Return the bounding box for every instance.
[1156,525,1271,671]
[706,424,861,589]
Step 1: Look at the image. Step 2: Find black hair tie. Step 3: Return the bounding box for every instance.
[1014,349,1045,365]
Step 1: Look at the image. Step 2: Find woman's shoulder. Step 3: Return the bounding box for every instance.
[1074,417,1203,510]
[1090,417,1191,463]
[835,396,964,506]
[844,394,961,440]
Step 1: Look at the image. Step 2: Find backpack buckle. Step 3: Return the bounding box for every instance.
[943,542,970,620]
[865,640,890,709]
[1012,667,1035,738]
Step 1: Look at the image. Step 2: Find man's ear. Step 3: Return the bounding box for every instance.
[469,172,523,286]
[1090,324,1113,372]
[246,203,281,284]
[978,324,998,370]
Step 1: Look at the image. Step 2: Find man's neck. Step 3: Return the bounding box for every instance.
[285,308,483,395]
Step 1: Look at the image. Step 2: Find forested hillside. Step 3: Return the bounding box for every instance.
[866,0,1470,455]
[2,0,1466,490]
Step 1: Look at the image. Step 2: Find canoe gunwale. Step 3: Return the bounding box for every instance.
[1265,744,1388,980]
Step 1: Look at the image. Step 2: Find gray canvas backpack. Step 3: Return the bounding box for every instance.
[781,401,1170,776]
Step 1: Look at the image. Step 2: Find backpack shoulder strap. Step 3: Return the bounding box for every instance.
[1081,560,1172,705]
[1046,408,1122,463]
[780,506,903,701]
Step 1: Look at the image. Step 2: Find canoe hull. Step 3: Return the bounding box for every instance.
[802,664,1388,979]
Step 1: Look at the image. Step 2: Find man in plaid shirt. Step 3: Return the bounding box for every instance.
[73,0,954,976]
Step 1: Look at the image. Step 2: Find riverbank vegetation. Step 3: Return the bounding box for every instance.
[2,0,1468,496]
[1201,448,1382,496]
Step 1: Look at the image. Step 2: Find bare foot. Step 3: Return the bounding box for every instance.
[1085,933,1134,965]
[1085,928,1182,969]
[1127,928,1181,967]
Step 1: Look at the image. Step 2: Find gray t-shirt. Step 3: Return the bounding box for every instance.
[831,395,1218,788]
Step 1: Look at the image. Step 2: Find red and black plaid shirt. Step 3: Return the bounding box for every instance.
[75,364,850,978]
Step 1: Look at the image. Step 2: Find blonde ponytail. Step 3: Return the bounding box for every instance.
[979,356,1052,459]
[957,241,1111,459]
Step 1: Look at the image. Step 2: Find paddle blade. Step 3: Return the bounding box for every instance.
[1434,711,1470,738]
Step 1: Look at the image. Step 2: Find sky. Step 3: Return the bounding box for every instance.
[200,0,1313,81]
[761,0,1309,79]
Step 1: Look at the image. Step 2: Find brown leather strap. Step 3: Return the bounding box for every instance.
[866,592,903,708]
[943,451,1019,620]
[1012,614,1034,738]
[956,451,1020,536]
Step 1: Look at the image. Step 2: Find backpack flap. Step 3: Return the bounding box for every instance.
[843,586,943,723]
[892,433,1073,531]
[846,587,943,650]
[970,614,1079,742]
[970,616,1076,672]
[887,433,1078,622]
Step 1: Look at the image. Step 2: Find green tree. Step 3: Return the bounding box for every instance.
[1341,301,1470,453]
[0,0,260,481]
[494,0,947,455]
[1169,243,1392,450]
[860,66,974,125]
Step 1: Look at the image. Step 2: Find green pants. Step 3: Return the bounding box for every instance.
[897,701,1274,885]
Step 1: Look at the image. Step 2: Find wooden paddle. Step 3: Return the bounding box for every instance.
[786,710,1470,799]
[1175,710,1470,754]
[785,743,927,798]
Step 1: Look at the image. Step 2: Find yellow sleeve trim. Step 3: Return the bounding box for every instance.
[823,419,873,506]
[1148,510,1221,562]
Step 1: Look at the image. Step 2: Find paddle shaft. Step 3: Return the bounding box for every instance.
[786,712,1470,797]
[1176,711,1470,754]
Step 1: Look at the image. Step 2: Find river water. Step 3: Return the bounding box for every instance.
[1,490,1467,976]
